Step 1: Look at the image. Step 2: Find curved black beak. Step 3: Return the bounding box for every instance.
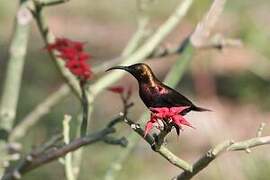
[106,65,130,72]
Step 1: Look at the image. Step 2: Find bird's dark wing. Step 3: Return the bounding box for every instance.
[160,85,194,107]
[160,85,211,112]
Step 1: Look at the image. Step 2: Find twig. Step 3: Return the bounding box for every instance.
[148,34,241,59]
[147,37,190,59]
[191,0,226,47]
[227,136,270,151]
[108,88,193,173]
[103,136,128,148]
[199,34,242,49]
[175,136,270,180]
[256,122,266,137]
[2,128,113,180]
[37,0,69,6]
[2,134,62,180]
[80,83,89,137]
[124,117,192,172]
[72,102,96,180]
[153,123,172,149]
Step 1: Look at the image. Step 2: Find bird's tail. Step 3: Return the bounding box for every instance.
[192,106,211,112]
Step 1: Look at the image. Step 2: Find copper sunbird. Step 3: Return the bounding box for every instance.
[106,63,210,115]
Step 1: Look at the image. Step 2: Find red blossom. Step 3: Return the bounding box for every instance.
[107,85,133,97]
[46,38,92,81]
[107,86,125,94]
[144,106,194,136]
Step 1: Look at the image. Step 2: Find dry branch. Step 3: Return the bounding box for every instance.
[2,115,126,180]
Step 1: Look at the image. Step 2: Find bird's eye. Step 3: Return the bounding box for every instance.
[136,66,142,71]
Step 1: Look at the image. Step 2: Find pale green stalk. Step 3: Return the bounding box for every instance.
[0,0,32,132]
[63,115,75,180]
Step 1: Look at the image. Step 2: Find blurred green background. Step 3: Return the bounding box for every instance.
[1,0,270,179]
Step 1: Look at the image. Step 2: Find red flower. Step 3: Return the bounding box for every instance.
[46,38,92,81]
[144,106,194,136]
[107,86,125,94]
[107,85,132,97]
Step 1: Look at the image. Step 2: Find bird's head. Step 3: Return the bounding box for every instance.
[106,63,156,84]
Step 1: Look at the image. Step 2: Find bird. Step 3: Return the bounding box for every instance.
[106,63,210,115]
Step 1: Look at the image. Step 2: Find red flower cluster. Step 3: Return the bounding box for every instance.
[108,85,132,97]
[145,106,194,136]
[47,38,92,81]
[107,86,125,94]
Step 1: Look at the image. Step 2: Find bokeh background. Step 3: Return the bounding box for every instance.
[1,0,270,179]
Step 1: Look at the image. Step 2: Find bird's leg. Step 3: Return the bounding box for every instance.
[155,119,164,130]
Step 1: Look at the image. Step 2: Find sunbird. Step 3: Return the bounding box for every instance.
[106,63,209,115]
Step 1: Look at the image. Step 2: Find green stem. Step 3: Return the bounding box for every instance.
[80,83,89,137]
[0,1,32,134]
[63,115,75,180]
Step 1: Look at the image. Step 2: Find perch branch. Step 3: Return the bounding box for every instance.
[119,98,270,180]
[123,117,192,172]
[108,86,193,173]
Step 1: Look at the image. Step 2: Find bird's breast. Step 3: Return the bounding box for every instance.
[139,84,168,108]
